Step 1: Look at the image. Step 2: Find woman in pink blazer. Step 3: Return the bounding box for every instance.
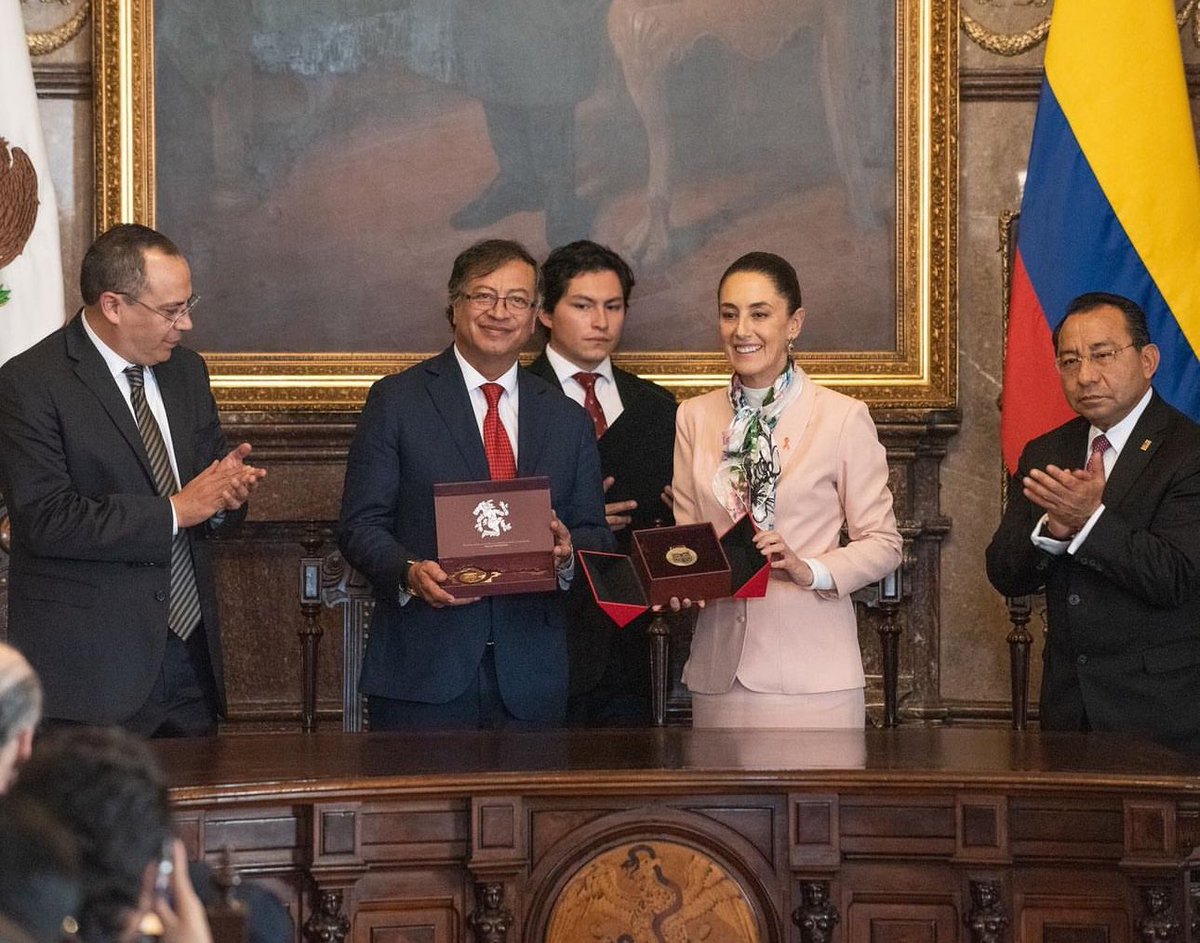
[673,252,902,728]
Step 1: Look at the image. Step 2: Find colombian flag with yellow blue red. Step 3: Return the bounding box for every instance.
[1001,0,1200,474]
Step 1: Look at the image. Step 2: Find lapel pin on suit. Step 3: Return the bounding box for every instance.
[1140,438,1152,451]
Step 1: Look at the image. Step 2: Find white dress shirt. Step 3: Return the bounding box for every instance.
[82,312,181,534]
[453,345,520,463]
[542,344,625,426]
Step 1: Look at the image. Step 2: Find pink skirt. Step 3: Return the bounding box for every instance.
[690,680,865,729]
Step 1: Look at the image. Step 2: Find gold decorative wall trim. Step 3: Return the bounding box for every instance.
[961,0,1199,57]
[24,1,89,57]
[960,12,1050,58]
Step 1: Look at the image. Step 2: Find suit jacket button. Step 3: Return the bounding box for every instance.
[1077,654,1088,666]
[155,590,167,602]
[1067,593,1081,606]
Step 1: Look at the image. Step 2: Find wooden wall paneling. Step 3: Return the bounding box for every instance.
[1009,796,1125,861]
[844,894,960,943]
[789,793,841,870]
[212,529,346,729]
[351,870,466,943]
[838,794,957,858]
[685,799,782,873]
[954,794,1010,864]
[1123,798,1178,867]
[200,806,308,871]
[1016,890,1131,943]
[352,904,455,943]
[357,801,471,865]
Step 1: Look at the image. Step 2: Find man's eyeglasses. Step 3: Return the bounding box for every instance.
[119,292,200,327]
[458,290,533,314]
[1054,344,1135,375]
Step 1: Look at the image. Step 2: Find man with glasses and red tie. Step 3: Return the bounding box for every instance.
[527,241,677,726]
[338,239,611,730]
[987,292,1200,754]
[0,223,266,736]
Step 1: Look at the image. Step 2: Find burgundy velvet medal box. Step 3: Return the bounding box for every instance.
[433,476,556,598]
[578,516,769,627]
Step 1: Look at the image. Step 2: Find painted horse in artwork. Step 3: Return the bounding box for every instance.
[606,0,880,266]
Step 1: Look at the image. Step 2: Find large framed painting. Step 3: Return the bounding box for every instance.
[93,0,958,411]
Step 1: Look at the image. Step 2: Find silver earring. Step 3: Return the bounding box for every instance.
[787,338,795,354]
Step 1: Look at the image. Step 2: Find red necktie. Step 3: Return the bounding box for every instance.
[573,372,608,438]
[481,382,517,480]
[1087,433,1111,475]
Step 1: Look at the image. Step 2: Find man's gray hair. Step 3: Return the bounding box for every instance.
[0,643,41,747]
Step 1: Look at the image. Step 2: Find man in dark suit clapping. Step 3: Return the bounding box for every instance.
[528,241,677,725]
[338,239,612,730]
[987,292,1200,754]
[0,224,265,737]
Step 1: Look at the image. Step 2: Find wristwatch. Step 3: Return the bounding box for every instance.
[399,559,421,598]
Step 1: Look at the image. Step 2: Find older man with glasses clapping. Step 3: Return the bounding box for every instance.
[987,291,1200,754]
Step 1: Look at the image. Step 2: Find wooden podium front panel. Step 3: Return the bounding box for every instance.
[846,897,959,943]
[156,729,1200,943]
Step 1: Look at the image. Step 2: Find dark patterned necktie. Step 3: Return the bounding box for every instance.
[481,382,517,480]
[1087,433,1111,475]
[573,372,608,438]
[124,366,202,640]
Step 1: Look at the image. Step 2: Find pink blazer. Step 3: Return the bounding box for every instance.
[673,372,902,695]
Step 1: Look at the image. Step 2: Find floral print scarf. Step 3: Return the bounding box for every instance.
[712,360,802,528]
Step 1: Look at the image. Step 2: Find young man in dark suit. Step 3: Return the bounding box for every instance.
[527,241,677,725]
[338,239,612,730]
[0,224,265,737]
[987,292,1200,754]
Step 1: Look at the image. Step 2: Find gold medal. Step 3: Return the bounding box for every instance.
[665,545,698,567]
[450,566,499,585]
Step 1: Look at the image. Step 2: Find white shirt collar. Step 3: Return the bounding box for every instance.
[452,345,519,395]
[80,310,140,381]
[543,343,615,387]
[1090,385,1153,457]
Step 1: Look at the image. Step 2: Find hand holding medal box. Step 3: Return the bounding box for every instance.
[577,516,770,627]
[433,477,557,598]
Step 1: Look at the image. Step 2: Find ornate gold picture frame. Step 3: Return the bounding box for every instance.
[92,0,957,412]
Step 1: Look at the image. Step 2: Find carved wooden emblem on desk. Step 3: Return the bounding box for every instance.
[545,841,759,942]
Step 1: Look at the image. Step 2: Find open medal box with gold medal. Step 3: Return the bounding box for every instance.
[578,516,769,627]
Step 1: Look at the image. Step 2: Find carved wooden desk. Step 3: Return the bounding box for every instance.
[157,728,1200,943]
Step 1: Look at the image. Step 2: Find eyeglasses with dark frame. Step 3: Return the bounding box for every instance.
[1054,343,1136,375]
[118,292,201,327]
[457,290,533,314]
